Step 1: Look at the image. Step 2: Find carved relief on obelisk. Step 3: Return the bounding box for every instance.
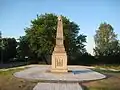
[51,16,68,72]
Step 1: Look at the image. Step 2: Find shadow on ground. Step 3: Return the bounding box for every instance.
[69,70,93,74]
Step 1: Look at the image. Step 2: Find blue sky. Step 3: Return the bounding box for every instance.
[0,0,120,54]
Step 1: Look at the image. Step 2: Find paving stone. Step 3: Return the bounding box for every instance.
[14,65,106,82]
[33,83,82,90]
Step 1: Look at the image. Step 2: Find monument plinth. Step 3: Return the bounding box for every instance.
[51,16,68,72]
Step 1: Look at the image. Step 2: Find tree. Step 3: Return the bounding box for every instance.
[23,13,86,64]
[0,31,2,63]
[1,38,17,62]
[0,31,1,39]
[94,22,120,56]
[17,36,30,60]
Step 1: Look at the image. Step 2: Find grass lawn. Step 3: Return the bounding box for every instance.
[93,64,120,70]
[81,68,120,90]
[0,68,38,90]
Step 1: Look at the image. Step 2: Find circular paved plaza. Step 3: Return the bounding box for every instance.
[14,65,106,90]
[14,65,106,82]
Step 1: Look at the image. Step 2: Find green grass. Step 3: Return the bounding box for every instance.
[94,64,120,70]
[81,68,120,90]
[0,68,38,90]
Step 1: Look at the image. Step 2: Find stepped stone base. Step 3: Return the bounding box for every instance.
[51,69,68,73]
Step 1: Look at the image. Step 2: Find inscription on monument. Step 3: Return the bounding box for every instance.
[55,57,63,67]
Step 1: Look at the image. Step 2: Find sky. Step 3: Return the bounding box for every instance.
[0,0,120,55]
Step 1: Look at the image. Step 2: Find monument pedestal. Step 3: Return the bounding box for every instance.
[51,52,68,73]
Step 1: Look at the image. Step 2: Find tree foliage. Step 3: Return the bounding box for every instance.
[0,31,2,63]
[1,38,17,63]
[94,22,120,56]
[22,13,86,63]
[17,36,30,59]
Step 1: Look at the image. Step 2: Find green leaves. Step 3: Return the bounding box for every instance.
[1,38,17,62]
[94,22,120,56]
[22,13,86,61]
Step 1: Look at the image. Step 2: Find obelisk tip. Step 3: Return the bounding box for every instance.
[58,15,62,21]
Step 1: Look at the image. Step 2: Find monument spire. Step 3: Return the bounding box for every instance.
[56,15,64,46]
[54,15,65,53]
[51,15,68,72]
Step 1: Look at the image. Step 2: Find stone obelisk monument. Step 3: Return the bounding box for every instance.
[51,16,68,72]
